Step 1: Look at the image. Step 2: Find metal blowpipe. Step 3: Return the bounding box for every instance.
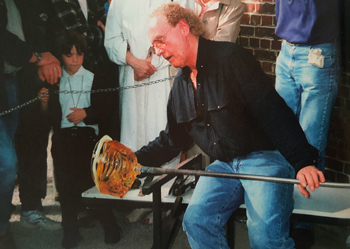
[91,136,350,198]
[141,166,350,189]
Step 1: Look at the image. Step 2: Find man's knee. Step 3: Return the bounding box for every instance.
[183,204,200,233]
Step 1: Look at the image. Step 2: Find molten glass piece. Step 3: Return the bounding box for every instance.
[91,135,142,198]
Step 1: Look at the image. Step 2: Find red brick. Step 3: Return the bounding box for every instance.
[238,37,249,47]
[338,85,350,98]
[344,163,350,175]
[254,49,276,61]
[255,27,275,38]
[240,26,255,36]
[241,13,250,25]
[244,3,255,13]
[256,3,275,14]
[261,61,273,73]
[250,38,260,48]
[260,39,271,49]
[336,173,350,183]
[271,40,282,50]
[261,15,273,26]
[326,158,344,172]
[272,63,276,73]
[251,14,261,25]
[339,149,350,162]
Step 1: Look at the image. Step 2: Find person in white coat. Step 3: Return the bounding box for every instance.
[105,0,187,224]
[105,0,172,153]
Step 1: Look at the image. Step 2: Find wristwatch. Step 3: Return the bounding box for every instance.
[34,52,42,64]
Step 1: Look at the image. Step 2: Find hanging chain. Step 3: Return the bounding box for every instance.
[55,76,174,94]
[0,91,50,117]
[0,76,175,117]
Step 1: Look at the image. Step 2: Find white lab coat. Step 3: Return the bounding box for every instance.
[105,0,188,166]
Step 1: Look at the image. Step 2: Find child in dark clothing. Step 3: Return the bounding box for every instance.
[49,30,120,249]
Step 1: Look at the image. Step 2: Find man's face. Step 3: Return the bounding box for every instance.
[148,15,188,68]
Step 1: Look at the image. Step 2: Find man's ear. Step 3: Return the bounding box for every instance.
[178,19,190,36]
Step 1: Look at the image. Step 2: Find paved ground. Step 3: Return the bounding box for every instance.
[8,145,350,249]
[9,179,350,249]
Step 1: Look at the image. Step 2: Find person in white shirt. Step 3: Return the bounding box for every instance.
[49,30,120,249]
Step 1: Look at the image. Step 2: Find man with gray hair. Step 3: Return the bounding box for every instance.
[135,3,325,248]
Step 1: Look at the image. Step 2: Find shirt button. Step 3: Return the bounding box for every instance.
[217,106,220,109]
[202,104,204,106]
[213,142,216,145]
[207,124,210,127]
[201,65,203,68]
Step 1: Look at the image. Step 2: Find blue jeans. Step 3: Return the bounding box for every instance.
[183,150,295,249]
[275,40,340,172]
[0,77,19,231]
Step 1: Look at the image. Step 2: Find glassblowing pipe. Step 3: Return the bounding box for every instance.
[91,136,350,198]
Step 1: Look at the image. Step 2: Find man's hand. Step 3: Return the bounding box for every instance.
[126,50,157,81]
[296,165,325,198]
[38,63,62,84]
[97,20,105,32]
[66,108,87,125]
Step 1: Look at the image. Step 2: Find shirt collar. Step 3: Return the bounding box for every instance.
[180,36,214,79]
[62,65,86,79]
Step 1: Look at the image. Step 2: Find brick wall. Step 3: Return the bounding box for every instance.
[238,0,350,183]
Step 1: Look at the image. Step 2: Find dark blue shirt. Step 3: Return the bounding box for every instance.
[275,0,340,45]
[135,37,319,173]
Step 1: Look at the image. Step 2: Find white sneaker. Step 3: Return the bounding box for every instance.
[346,235,350,248]
[20,210,61,231]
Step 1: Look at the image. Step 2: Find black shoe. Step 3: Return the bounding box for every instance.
[77,215,95,228]
[104,227,121,244]
[61,227,82,249]
[290,228,315,249]
[0,230,16,249]
[10,204,16,214]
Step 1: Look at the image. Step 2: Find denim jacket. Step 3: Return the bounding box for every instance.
[136,37,319,173]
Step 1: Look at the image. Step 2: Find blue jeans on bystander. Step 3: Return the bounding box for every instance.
[275,40,340,172]
[0,77,19,231]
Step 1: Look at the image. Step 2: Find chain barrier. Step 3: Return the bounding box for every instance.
[0,76,175,117]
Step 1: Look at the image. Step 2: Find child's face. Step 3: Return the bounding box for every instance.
[62,46,84,75]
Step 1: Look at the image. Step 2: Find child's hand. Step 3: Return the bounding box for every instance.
[66,108,87,125]
[38,88,49,103]
[38,87,49,111]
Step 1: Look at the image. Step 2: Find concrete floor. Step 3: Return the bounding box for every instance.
[9,142,350,249]
[9,179,350,249]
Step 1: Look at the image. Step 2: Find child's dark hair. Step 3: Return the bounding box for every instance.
[55,30,87,58]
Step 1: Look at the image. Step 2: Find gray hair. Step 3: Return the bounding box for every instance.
[149,3,205,37]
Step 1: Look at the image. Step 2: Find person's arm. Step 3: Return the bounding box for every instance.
[52,0,104,49]
[125,50,157,81]
[82,74,105,125]
[135,93,193,167]
[104,0,157,81]
[213,0,244,42]
[104,0,128,65]
[2,30,34,67]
